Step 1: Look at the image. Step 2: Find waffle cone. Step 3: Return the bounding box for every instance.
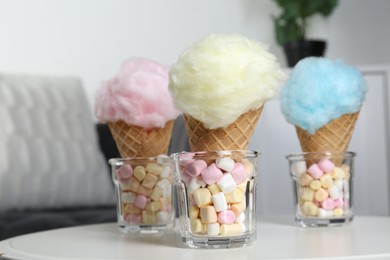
[108,120,174,158]
[183,107,263,152]
[295,112,359,165]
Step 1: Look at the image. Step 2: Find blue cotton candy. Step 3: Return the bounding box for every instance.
[280,57,368,134]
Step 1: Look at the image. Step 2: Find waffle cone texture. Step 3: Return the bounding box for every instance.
[108,120,174,158]
[183,107,263,151]
[295,112,359,154]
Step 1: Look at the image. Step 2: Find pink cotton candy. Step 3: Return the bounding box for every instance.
[95,57,181,130]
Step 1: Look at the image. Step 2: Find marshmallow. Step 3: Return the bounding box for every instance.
[159,165,172,179]
[146,162,163,176]
[302,201,319,216]
[185,160,207,177]
[215,158,235,172]
[126,177,140,192]
[208,183,222,194]
[189,205,200,219]
[156,211,170,223]
[220,223,243,235]
[224,188,244,203]
[334,198,344,208]
[212,192,228,212]
[333,208,343,217]
[193,188,212,207]
[328,185,341,200]
[309,180,322,190]
[200,163,223,185]
[230,163,248,184]
[125,214,141,223]
[150,186,163,201]
[137,185,153,197]
[156,179,172,197]
[134,166,146,181]
[300,187,315,201]
[190,218,203,233]
[317,158,335,173]
[290,161,307,177]
[217,210,236,224]
[207,223,220,236]
[242,159,254,177]
[307,163,324,179]
[121,192,136,203]
[217,173,237,194]
[299,173,314,187]
[318,208,333,218]
[330,167,346,179]
[188,177,207,194]
[157,154,170,164]
[314,188,328,202]
[320,174,334,189]
[142,173,158,189]
[124,204,141,215]
[321,198,336,210]
[142,210,157,224]
[134,194,148,209]
[200,206,218,223]
[235,212,245,223]
[145,201,161,212]
[231,200,246,217]
[237,180,248,192]
[116,164,133,180]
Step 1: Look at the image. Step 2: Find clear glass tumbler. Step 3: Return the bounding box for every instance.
[286,151,355,227]
[109,155,175,233]
[172,150,260,248]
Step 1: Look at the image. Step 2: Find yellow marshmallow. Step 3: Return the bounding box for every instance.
[314,188,329,202]
[134,166,146,181]
[190,218,204,233]
[193,188,212,207]
[146,162,163,176]
[208,183,222,194]
[300,173,313,187]
[309,180,322,190]
[320,174,334,189]
[189,206,200,219]
[225,188,244,203]
[302,201,319,216]
[220,223,243,235]
[300,187,315,201]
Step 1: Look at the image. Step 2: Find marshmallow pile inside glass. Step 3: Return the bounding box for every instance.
[113,155,173,225]
[177,154,255,236]
[291,158,351,218]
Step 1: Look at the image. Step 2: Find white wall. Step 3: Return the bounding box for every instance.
[1,0,389,114]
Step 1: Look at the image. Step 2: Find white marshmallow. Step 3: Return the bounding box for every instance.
[187,177,206,193]
[217,173,237,194]
[235,212,245,223]
[216,158,235,172]
[207,223,220,236]
[212,192,228,212]
[156,211,170,223]
[157,154,170,164]
[156,179,172,197]
[328,185,341,200]
[318,208,333,218]
[121,192,136,203]
[159,165,172,179]
[335,179,343,190]
[290,161,307,177]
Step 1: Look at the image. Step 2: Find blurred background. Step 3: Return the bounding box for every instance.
[1,0,389,111]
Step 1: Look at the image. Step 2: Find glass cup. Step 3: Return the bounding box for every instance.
[109,155,175,233]
[286,151,355,227]
[172,150,260,248]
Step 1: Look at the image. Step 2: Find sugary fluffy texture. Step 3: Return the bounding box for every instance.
[95,57,181,130]
[280,57,368,134]
[169,33,286,129]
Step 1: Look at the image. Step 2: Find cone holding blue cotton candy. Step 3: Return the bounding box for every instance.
[280,57,368,161]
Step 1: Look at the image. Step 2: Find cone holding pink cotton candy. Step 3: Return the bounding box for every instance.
[95,57,181,157]
[169,33,286,151]
[280,57,368,162]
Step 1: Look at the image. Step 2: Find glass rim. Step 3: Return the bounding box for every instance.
[109,155,171,166]
[285,151,356,160]
[171,149,260,159]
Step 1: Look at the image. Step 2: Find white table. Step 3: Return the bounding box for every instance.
[1,216,390,259]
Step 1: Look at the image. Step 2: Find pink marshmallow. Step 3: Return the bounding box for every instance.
[217,210,236,224]
[185,160,207,177]
[321,198,336,210]
[125,214,141,223]
[134,194,148,209]
[230,163,247,184]
[307,163,324,179]
[200,163,223,185]
[318,159,335,173]
[115,164,133,180]
[334,198,344,208]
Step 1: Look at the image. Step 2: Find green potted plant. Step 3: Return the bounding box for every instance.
[272,0,338,67]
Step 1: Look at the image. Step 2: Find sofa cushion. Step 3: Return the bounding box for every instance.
[0,74,115,211]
